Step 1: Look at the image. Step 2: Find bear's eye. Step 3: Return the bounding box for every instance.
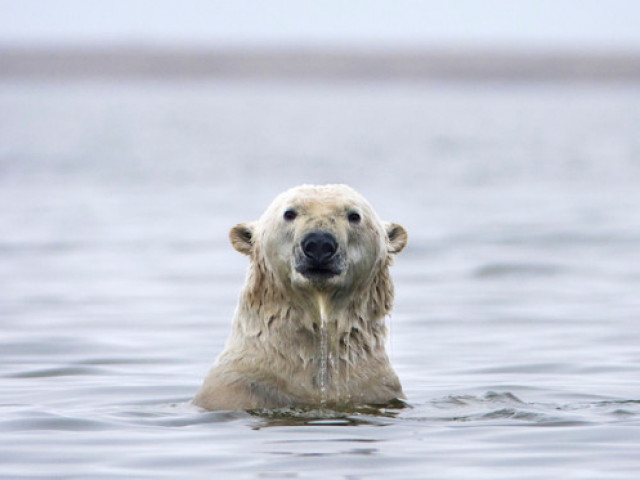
[348,212,361,224]
[283,209,298,222]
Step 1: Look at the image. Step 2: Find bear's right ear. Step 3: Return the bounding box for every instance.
[229,223,254,255]
[385,222,408,254]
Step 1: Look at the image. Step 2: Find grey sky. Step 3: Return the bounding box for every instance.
[2,0,640,50]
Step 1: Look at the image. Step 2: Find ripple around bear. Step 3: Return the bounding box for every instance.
[193,184,408,411]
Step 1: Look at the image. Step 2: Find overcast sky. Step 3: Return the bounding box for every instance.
[2,0,640,50]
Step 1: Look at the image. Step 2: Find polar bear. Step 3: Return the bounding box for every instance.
[193,184,407,411]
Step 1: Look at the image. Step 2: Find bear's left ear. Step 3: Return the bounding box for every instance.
[385,222,408,254]
[229,222,255,255]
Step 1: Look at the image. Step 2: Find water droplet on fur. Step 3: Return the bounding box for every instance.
[319,313,328,405]
[345,333,351,396]
[316,297,330,405]
[333,333,341,404]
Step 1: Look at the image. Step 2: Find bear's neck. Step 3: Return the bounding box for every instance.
[236,286,388,344]
[226,257,396,371]
[237,255,394,342]
[217,258,401,405]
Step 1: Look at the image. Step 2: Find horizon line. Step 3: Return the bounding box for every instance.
[2,45,640,83]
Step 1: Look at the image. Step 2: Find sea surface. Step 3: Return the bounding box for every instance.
[1,78,640,479]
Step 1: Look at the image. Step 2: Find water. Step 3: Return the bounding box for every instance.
[1,78,640,479]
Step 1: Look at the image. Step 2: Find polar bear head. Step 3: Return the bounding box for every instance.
[229,185,407,313]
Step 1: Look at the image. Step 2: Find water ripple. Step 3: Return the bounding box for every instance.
[8,366,111,378]
[404,392,640,427]
[474,263,564,279]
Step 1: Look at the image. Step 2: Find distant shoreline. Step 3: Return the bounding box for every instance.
[2,46,640,82]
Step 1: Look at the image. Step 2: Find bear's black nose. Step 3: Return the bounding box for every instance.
[301,232,338,265]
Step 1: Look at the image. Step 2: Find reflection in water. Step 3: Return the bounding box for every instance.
[248,399,407,429]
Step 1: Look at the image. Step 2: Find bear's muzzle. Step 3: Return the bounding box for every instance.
[295,231,343,279]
